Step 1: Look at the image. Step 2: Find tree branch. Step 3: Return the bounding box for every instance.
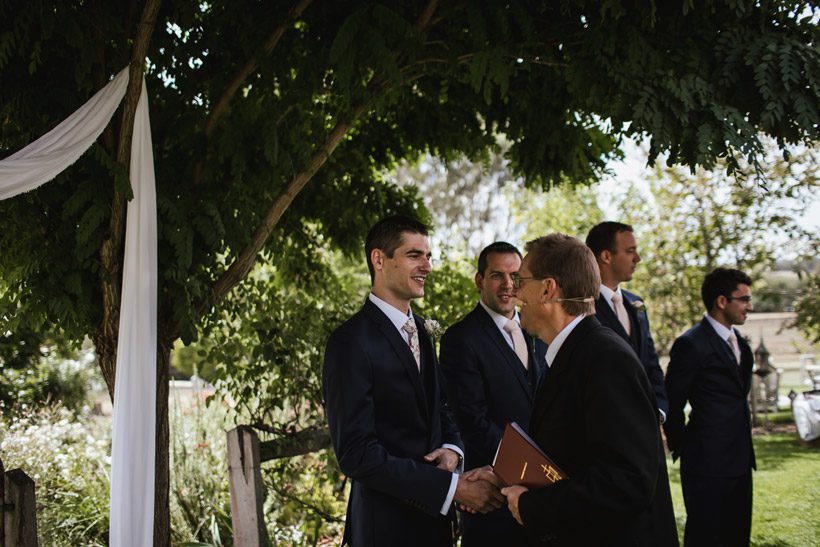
[97,0,163,399]
[204,0,313,137]
[197,1,441,316]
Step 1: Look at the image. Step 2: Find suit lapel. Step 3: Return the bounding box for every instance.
[595,295,629,340]
[621,291,642,348]
[473,305,534,401]
[701,318,744,388]
[363,300,429,419]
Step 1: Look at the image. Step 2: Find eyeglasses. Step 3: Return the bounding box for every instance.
[726,295,752,303]
[512,274,557,290]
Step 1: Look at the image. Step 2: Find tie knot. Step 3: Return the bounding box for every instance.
[402,318,417,335]
[611,293,622,305]
[503,319,521,334]
[727,331,736,342]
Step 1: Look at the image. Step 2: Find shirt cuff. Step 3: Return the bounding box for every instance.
[440,473,459,515]
[658,408,667,424]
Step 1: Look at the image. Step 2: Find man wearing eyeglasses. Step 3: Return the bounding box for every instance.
[439,242,547,546]
[664,267,756,547]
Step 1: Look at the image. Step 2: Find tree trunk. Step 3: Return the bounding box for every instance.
[153,338,172,546]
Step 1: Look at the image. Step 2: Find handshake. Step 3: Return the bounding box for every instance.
[454,465,506,514]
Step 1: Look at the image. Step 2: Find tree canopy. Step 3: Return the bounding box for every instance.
[1,1,818,542]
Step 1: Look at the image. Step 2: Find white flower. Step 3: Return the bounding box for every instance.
[424,319,442,338]
[631,300,646,311]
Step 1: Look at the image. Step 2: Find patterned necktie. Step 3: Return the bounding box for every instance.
[402,318,421,370]
[611,292,632,336]
[727,331,741,365]
[503,319,529,370]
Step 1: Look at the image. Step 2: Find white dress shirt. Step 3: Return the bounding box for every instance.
[545,314,587,368]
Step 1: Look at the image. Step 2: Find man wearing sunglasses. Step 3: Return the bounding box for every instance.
[664,267,756,546]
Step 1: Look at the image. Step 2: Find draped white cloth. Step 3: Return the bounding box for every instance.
[0,67,157,546]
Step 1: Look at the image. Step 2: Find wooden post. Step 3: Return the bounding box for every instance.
[4,468,39,547]
[227,426,269,547]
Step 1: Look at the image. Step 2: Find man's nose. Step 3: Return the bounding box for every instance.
[634,252,641,263]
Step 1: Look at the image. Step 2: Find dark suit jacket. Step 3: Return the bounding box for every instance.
[323,299,463,547]
[595,290,668,416]
[519,316,660,546]
[663,317,756,476]
[439,304,547,546]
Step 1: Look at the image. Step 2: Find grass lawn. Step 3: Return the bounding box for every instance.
[665,412,820,546]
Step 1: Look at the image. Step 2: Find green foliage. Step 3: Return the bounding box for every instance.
[516,183,605,242]
[168,392,232,545]
[2,1,818,359]
[620,144,818,353]
[793,273,820,344]
[0,343,100,416]
[414,255,478,331]
[0,406,111,546]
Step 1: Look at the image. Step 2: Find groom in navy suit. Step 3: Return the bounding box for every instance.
[323,216,504,547]
[664,268,756,546]
[439,242,547,546]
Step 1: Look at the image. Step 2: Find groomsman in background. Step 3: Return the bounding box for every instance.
[664,267,756,546]
[585,221,668,418]
[440,242,547,546]
[585,221,679,546]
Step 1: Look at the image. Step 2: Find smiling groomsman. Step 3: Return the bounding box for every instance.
[323,215,504,547]
[439,242,547,546]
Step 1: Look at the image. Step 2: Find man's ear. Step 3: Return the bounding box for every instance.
[474,272,484,291]
[370,249,384,271]
[715,295,727,311]
[541,278,557,302]
[599,250,612,266]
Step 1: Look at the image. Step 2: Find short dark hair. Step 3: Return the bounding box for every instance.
[365,215,429,283]
[477,242,522,276]
[701,267,753,312]
[585,221,634,258]
[525,233,599,316]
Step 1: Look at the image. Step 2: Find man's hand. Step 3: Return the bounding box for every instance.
[501,485,528,525]
[424,447,461,472]
[454,468,505,514]
[462,465,503,488]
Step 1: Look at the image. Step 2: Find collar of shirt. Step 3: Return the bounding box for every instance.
[598,284,622,313]
[704,312,734,343]
[545,314,586,367]
[478,300,521,349]
[369,292,413,342]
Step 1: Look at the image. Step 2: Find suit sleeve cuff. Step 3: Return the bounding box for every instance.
[440,473,459,515]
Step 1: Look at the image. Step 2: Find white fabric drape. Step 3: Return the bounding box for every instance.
[0,67,157,546]
[0,69,129,198]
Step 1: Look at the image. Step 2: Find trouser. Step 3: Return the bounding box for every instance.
[681,469,752,547]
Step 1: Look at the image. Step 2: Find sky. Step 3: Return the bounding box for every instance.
[599,138,820,234]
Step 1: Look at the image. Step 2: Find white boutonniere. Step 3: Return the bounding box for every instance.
[424,319,442,338]
[631,300,646,312]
